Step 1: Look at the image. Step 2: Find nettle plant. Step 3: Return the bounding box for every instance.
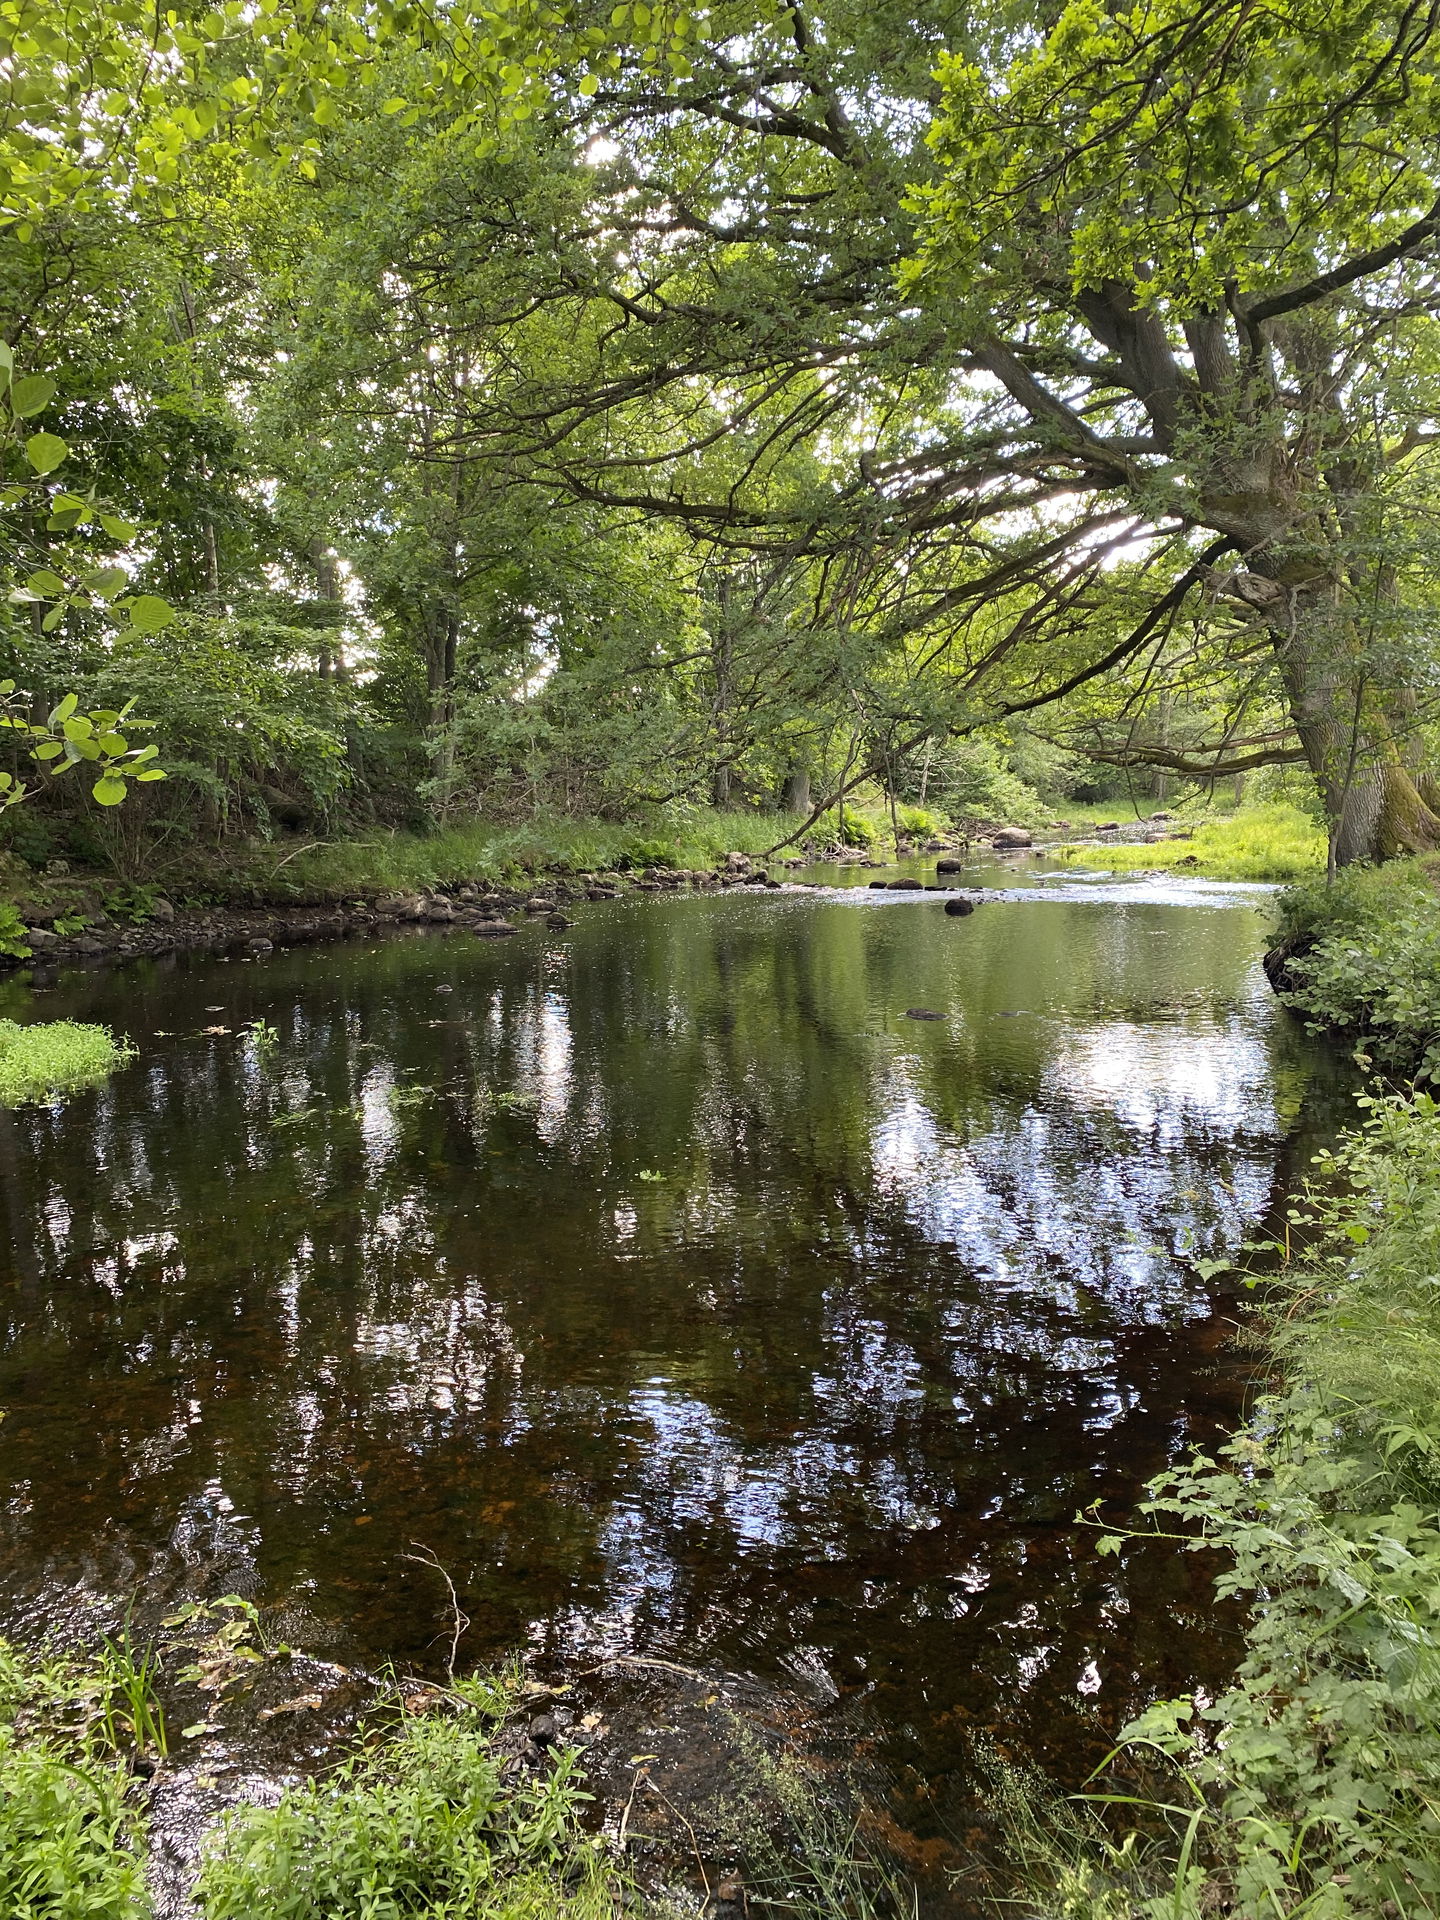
[1,344,169,809]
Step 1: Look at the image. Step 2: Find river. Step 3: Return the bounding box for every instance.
[0,853,1345,1901]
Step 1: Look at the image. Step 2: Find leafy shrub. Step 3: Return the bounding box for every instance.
[937,736,1045,825]
[1274,859,1440,1079]
[1120,1092,1440,1916]
[0,1020,134,1106]
[835,809,878,846]
[197,1685,612,1920]
[896,804,944,837]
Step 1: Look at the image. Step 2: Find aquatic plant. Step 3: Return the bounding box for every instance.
[0,1019,134,1107]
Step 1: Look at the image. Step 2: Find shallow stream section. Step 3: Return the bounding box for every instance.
[0,854,1347,1894]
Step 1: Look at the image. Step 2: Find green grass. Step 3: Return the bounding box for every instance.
[244,808,792,902]
[0,1019,134,1107]
[0,1639,152,1919]
[1052,804,1325,882]
[196,1679,615,1920]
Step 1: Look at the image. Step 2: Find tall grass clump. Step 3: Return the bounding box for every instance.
[1055,804,1325,882]
[196,1679,615,1920]
[1001,1090,1440,1918]
[0,1638,151,1919]
[256,808,785,901]
[0,1019,134,1107]
[1270,857,1440,1081]
[710,1716,917,1920]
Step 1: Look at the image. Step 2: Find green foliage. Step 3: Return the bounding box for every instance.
[196,1685,611,1920]
[895,804,944,837]
[249,810,782,902]
[0,1020,134,1107]
[1116,1093,1440,1916]
[1275,860,1440,1080]
[0,1639,151,1920]
[937,738,1047,827]
[1056,806,1326,883]
[0,686,165,811]
[0,901,30,958]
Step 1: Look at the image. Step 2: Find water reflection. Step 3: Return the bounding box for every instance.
[0,879,1333,1819]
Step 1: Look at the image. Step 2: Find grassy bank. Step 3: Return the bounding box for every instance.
[0,1641,620,1920]
[1053,804,1326,882]
[0,808,831,932]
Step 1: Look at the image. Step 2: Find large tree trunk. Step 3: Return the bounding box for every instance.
[1271,605,1440,863]
[779,767,810,813]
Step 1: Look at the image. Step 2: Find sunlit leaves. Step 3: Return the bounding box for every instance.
[23,431,66,473]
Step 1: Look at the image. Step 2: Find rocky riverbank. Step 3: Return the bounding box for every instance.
[0,850,835,972]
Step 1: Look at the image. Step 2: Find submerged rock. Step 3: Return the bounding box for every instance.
[944,898,975,917]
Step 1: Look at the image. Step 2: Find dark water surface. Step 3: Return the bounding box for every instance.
[0,862,1336,1857]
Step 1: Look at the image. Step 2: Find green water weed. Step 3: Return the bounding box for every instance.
[0,1019,134,1106]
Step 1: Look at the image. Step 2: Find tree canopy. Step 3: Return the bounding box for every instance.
[3,0,1439,865]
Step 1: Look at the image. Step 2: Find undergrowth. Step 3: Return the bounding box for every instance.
[996,1089,1440,1917]
[196,1678,612,1920]
[0,1639,152,1919]
[240,808,789,902]
[1054,805,1325,882]
[1272,858,1440,1081]
[0,1018,134,1106]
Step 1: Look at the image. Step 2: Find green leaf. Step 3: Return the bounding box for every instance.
[32,741,65,761]
[135,767,168,782]
[24,431,67,473]
[48,693,78,727]
[82,567,129,598]
[24,569,65,597]
[127,594,175,633]
[92,776,127,806]
[9,374,56,417]
[98,512,138,541]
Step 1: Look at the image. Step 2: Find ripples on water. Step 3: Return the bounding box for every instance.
[0,862,1338,1849]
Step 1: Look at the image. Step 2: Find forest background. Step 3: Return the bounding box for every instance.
[5,0,1440,894]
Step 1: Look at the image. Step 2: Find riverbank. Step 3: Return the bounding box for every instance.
[0,802,1310,973]
[1010,856,1440,1915]
[1265,854,1440,1083]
